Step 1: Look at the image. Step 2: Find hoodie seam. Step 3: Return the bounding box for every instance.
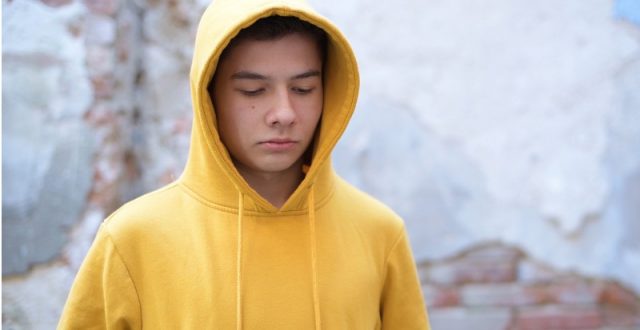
[178,181,335,217]
[178,181,239,213]
[380,224,406,293]
[112,182,181,210]
[102,222,143,329]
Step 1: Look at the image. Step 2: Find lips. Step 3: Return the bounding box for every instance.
[259,138,298,151]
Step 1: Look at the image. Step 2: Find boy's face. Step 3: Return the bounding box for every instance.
[212,33,323,177]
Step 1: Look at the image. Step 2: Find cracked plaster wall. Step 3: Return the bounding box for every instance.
[327,0,640,293]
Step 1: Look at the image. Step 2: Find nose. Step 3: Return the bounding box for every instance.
[265,88,296,127]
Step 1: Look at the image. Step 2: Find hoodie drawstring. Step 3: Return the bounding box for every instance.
[237,192,244,330]
[309,187,321,330]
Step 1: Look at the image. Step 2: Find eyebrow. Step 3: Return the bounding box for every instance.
[231,71,267,80]
[231,70,321,81]
[292,70,321,80]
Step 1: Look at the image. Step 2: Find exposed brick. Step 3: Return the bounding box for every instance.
[429,307,513,330]
[420,244,523,285]
[602,305,640,327]
[461,284,549,307]
[465,244,522,261]
[548,278,601,305]
[513,305,603,330]
[420,245,640,329]
[599,282,640,310]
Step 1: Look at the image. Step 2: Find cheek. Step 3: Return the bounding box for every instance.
[216,104,248,144]
[225,109,250,133]
[297,93,323,124]
[311,93,324,126]
[217,94,252,126]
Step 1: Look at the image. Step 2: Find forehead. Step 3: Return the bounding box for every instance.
[217,33,323,73]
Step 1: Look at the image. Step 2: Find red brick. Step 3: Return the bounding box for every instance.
[599,282,640,310]
[465,244,522,261]
[602,305,640,327]
[420,244,524,285]
[514,305,603,329]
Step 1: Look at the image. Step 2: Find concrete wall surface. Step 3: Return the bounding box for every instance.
[2,0,639,328]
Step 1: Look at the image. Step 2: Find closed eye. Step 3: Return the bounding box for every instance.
[237,88,265,96]
[292,87,314,95]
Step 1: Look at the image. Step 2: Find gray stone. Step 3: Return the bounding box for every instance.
[2,118,94,275]
[2,0,95,275]
[2,293,32,329]
[3,264,78,329]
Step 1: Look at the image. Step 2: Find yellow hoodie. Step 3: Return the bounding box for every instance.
[59,0,430,329]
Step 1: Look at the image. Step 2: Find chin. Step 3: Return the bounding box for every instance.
[254,158,301,173]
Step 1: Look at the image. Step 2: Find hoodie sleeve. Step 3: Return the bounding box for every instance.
[380,226,431,330]
[58,223,141,330]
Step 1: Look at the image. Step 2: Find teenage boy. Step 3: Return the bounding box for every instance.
[59,0,430,329]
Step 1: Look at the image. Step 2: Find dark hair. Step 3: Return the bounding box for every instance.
[218,15,328,63]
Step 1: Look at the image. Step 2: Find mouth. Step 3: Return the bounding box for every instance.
[259,138,298,151]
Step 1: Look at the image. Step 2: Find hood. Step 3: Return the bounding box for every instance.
[180,0,359,213]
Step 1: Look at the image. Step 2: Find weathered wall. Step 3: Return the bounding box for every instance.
[3,0,94,275]
[2,0,639,328]
[329,0,640,295]
[132,0,207,189]
[3,0,140,327]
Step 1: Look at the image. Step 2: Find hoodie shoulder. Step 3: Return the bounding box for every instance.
[331,175,405,234]
[102,183,186,241]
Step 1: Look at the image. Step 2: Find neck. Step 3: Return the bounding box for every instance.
[235,160,304,209]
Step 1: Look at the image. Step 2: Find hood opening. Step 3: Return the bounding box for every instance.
[182,0,359,213]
